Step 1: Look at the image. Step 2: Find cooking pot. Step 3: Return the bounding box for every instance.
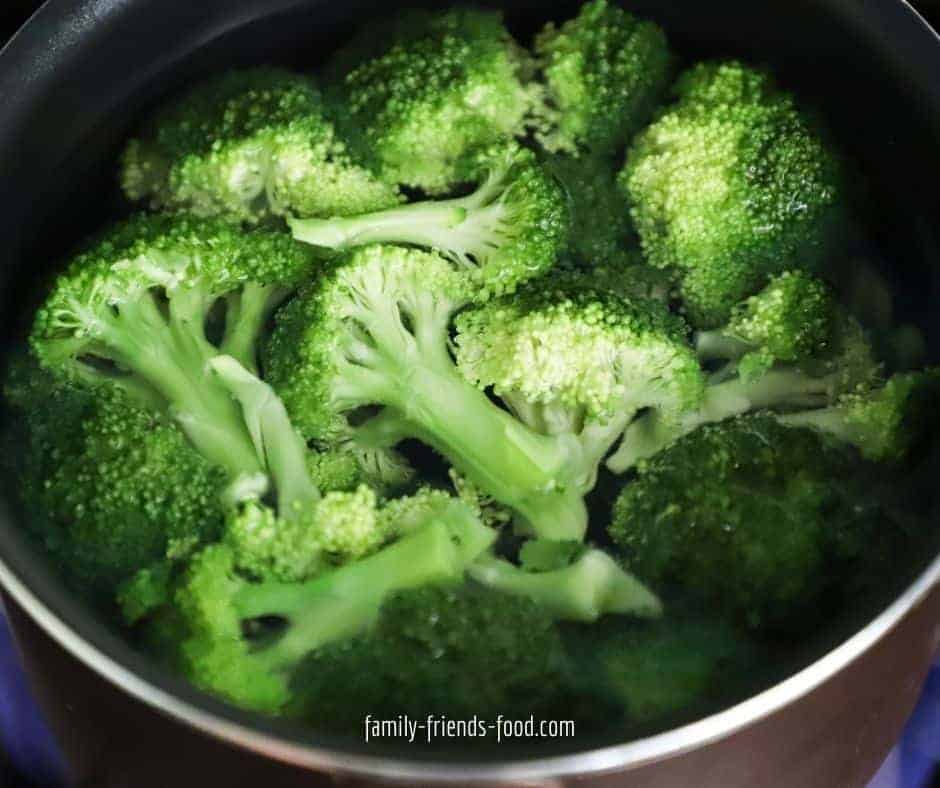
[1,1,940,785]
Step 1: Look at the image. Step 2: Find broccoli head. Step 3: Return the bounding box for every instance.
[565,616,759,728]
[121,68,400,223]
[542,151,640,270]
[610,416,879,630]
[533,0,673,155]
[622,61,842,327]
[608,275,878,473]
[455,278,703,491]
[31,213,313,480]
[325,8,536,193]
[290,583,606,731]
[6,366,225,597]
[265,244,594,541]
[171,499,494,713]
[289,143,569,299]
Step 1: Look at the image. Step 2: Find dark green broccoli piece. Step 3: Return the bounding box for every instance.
[533,0,673,155]
[121,68,400,223]
[325,8,536,193]
[6,364,226,597]
[622,61,842,328]
[170,500,494,713]
[565,616,759,726]
[542,151,639,270]
[609,416,881,631]
[289,143,569,299]
[779,368,940,462]
[289,583,607,730]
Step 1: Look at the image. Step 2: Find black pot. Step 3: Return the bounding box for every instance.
[1,1,940,786]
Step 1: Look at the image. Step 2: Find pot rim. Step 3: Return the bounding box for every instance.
[1,0,940,782]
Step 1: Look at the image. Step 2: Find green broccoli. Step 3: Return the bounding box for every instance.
[609,417,884,630]
[5,364,225,597]
[542,151,640,270]
[778,369,940,461]
[454,278,704,491]
[30,213,313,481]
[565,616,759,727]
[171,499,494,712]
[289,583,609,731]
[622,60,842,328]
[325,8,536,193]
[288,143,569,298]
[265,244,595,541]
[533,0,673,155]
[607,272,878,473]
[121,68,399,223]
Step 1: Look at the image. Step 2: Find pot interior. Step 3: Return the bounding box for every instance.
[0,0,939,766]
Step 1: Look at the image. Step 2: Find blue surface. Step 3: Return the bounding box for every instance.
[0,603,937,787]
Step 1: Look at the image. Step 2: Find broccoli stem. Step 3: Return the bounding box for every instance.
[97,293,262,479]
[209,355,319,513]
[220,283,289,374]
[290,201,469,250]
[607,368,834,473]
[695,330,750,362]
[393,364,590,540]
[238,512,496,671]
[468,550,662,622]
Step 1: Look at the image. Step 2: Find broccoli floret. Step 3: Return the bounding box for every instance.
[607,274,878,473]
[30,214,313,481]
[121,68,399,223]
[325,8,536,193]
[622,61,842,328]
[289,144,569,298]
[172,501,494,713]
[542,152,639,270]
[117,561,175,625]
[779,369,940,461]
[289,583,606,730]
[609,417,879,630]
[265,244,597,541]
[695,270,836,379]
[533,0,673,155]
[454,279,704,491]
[566,616,758,726]
[8,373,226,597]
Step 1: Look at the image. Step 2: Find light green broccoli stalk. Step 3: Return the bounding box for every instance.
[607,273,878,473]
[325,8,537,193]
[265,244,605,541]
[30,214,313,482]
[469,548,662,622]
[288,144,569,299]
[454,279,704,492]
[121,68,400,223]
[173,500,495,713]
[622,60,842,328]
[532,0,673,155]
[778,369,940,461]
